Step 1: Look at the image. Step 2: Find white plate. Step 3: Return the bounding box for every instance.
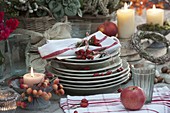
[63,74,130,91]
[51,57,122,74]
[61,74,129,88]
[48,62,122,77]
[47,60,129,79]
[51,54,119,70]
[64,49,120,63]
[59,69,130,85]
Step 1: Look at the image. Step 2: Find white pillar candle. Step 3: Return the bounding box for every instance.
[23,67,45,87]
[146,5,164,26]
[117,3,135,38]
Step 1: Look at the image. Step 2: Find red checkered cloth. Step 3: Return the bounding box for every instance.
[38,31,121,59]
[60,86,170,113]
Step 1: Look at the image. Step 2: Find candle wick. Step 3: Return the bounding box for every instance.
[153,5,156,9]
[129,2,133,6]
[30,67,34,77]
[124,2,128,10]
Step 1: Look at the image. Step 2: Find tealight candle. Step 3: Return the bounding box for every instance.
[23,67,45,87]
[146,5,164,26]
[117,3,135,38]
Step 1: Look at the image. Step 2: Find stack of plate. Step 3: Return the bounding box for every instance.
[46,49,130,95]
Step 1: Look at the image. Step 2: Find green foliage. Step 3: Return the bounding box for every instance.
[42,0,82,19]
[137,21,170,36]
[4,0,82,19]
[108,0,124,13]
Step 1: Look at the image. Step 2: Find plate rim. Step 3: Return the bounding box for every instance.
[49,63,122,77]
[52,53,119,66]
[51,57,122,73]
[61,75,129,88]
[63,74,130,91]
[59,69,130,84]
[48,60,129,79]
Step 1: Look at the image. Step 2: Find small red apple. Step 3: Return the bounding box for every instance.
[97,21,118,37]
[120,86,146,110]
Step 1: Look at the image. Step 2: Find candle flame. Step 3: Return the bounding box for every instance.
[124,2,128,10]
[129,1,133,6]
[30,67,34,77]
[153,5,156,9]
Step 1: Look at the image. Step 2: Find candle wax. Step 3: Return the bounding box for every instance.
[23,73,45,87]
[117,4,135,38]
[146,5,164,26]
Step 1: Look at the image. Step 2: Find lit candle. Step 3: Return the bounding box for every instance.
[146,5,164,26]
[23,67,45,87]
[117,3,135,38]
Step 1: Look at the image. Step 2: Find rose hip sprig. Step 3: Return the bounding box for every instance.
[75,49,94,60]
[76,35,102,48]
[71,98,89,109]
[88,35,101,46]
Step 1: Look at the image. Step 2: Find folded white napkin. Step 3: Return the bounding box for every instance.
[38,31,121,59]
[60,86,170,113]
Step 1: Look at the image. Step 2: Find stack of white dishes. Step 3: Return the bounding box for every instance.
[46,49,130,95]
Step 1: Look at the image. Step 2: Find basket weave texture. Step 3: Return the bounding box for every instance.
[13,14,113,33]
[17,16,56,33]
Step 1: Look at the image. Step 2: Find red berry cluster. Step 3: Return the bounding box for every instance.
[52,79,65,95]
[75,35,103,60]
[93,70,112,77]
[89,35,101,46]
[75,49,94,60]
[117,67,124,72]
[80,98,89,107]
[73,98,89,113]
[76,35,102,48]
[117,88,123,93]
[16,101,26,109]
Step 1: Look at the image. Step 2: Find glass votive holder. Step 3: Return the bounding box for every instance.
[131,62,156,104]
[8,34,31,76]
[70,20,91,38]
[0,89,18,113]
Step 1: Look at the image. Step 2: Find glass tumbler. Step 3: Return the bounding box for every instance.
[8,34,31,76]
[131,62,156,104]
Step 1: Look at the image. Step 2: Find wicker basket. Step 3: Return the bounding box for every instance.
[16,16,57,33]
[15,14,113,33]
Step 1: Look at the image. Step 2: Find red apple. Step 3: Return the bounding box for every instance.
[97,21,118,37]
[120,86,146,110]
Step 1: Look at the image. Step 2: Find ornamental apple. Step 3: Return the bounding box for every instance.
[120,86,146,110]
[97,21,118,37]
